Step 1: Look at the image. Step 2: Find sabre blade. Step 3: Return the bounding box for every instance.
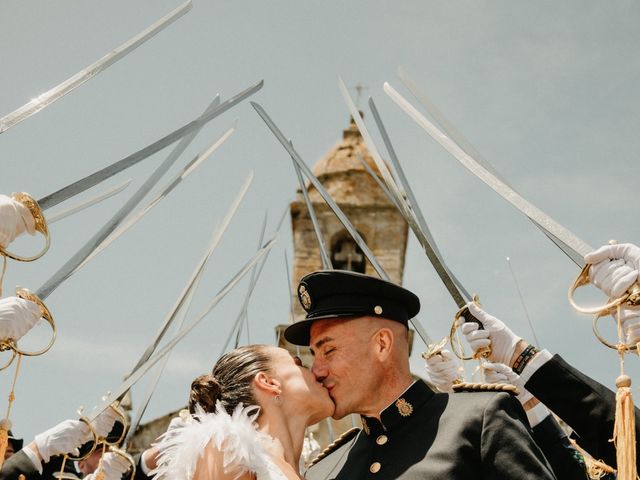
[87,235,278,422]
[384,81,593,263]
[338,78,470,308]
[46,179,132,225]
[128,172,254,375]
[37,92,220,212]
[251,100,433,345]
[79,123,236,268]
[36,82,262,300]
[290,140,332,270]
[0,1,192,134]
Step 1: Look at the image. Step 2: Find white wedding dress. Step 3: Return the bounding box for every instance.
[152,403,289,480]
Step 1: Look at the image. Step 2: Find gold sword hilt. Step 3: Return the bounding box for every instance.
[0,288,56,371]
[568,240,640,316]
[0,193,50,263]
[449,295,492,361]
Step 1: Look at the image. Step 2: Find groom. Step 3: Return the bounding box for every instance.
[285,270,556,479]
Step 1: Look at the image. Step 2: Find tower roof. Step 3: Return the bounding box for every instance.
[312,114,383,181]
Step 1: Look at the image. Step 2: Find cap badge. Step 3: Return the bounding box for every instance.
[299,285,312,311]
[374,305,383,315]
[395,398,413,417]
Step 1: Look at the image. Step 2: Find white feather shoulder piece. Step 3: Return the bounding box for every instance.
[152,403,287,480]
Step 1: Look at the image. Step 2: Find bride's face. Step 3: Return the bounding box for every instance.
[268,347,335,425]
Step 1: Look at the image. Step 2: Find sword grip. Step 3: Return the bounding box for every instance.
[450,297,492,360]
[457,304,484,330]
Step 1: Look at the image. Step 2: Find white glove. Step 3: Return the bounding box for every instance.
[458,303,521,365]
[34,419,92,462]
[84,453,131,480]
[482,362,532,405]
[91,405,120,439]
[424,349,462,393]
[616,307,640,345]
[0,296,41,341]
[585,243,640,298]
[0,194,36,248]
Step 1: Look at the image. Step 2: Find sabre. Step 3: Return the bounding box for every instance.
[80,123,236,268]
[127,172,254,376]
[46,179,132,225]
[290,141,333,270]
[234,211,268,347]
[123,174,252,446]
[36,81,262,300]
[396,68,583,266]
[251,101,433,345]
[384,81,640,320]
[337,80,486,353]
[366,96,472,304]
[87,235,278,422]
[37,79,261,212]
[222,206,288,354]
[0,1,193,134]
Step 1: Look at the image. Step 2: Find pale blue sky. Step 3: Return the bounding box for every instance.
[2,0,640,439]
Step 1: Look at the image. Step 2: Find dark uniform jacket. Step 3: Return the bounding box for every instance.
[526,353,640,472]
[0,450,79,480]
[0,450,152,480]
[531,415,588,480]
[305,380,556,479]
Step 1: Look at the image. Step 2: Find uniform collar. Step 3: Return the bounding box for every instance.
[360,380,434,436]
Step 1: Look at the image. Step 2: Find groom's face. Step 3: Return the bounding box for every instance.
[310,317,381,420]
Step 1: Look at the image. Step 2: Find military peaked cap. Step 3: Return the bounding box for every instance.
[284,270,420,346]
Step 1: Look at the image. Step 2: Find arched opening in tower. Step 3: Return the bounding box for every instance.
[330,231,366,273]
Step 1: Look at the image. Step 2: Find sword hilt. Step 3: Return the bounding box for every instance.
[568,240,640,315]
[450,295,492,361]
[0,193,50,263]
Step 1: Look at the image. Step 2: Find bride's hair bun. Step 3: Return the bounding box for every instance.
[189,373,222,414]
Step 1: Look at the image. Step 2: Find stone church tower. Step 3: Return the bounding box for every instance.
[276,114,411,450]
[127,115,413,459]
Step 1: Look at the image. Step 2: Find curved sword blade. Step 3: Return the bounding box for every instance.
[78,123,236,268]
[45,179,132,225]
[36,81,262,300]
[0,1,193,134]
[123,172,253,446]
[251,100,433,345]
[384,81,592,265]
[87,235,278,422]
[338,78,470,308]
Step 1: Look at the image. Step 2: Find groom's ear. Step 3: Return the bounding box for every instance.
[254,371,281,395]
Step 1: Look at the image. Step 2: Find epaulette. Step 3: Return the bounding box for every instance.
[452,382,519,396]
[307,427,360,468]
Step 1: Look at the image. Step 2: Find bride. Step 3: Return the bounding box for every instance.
[152,344,334,480]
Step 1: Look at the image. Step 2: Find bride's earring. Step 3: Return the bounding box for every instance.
[274,393,283,405]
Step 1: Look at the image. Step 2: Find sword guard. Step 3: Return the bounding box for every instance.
[568,264,640,316]
[0,193,50,262]
[591,309,639,352]
[108,447,137,480]
[11,288,56,358]
[450,295,492,361]
[100,401,128,446]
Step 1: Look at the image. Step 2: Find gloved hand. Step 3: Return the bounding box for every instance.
[424,349,462,393]
[0,194,36,248]
[585,243,640,298]
[91,404,120,439]
[34,419,92,462]
[482,362,532,405]
[84,452,131,480]
[0,296,41,341]
[617,307,640,345]
[458,303,521,365]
